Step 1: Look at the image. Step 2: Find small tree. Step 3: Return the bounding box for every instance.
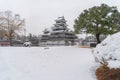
[74,4,120,44]
[0,11,25,46]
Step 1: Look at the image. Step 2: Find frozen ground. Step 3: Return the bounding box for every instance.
[0,46,96,80]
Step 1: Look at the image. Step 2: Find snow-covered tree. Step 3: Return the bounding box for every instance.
[74,4,120,44]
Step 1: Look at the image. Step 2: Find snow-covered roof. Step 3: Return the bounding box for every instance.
[50,30,69,34]
[55,16,66,22]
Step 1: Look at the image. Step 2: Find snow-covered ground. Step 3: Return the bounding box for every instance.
[0,46,96,80]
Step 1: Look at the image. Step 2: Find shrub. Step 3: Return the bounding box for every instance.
[96,64,120,80]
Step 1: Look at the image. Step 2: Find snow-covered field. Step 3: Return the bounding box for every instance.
[0,46,96,80]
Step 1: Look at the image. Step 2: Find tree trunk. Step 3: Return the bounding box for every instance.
[96,33,101,44]
[9,36,12,46]
[9,30,14,46]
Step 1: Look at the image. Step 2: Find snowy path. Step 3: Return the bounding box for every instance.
[0,46,96,80]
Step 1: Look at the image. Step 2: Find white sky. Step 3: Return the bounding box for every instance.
[0,0,120,35]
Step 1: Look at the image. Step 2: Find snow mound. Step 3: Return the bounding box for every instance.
[93,32,120,68]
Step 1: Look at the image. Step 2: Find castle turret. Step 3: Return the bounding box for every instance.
[39,16,77,46]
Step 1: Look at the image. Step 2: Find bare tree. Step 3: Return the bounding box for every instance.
[0,11,25,46]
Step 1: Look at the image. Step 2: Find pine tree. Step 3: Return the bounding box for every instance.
[74,4,120,44]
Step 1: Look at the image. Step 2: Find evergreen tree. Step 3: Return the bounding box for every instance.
[74,4,120,44]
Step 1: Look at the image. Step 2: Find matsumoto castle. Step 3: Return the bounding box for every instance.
[39,16,77,46]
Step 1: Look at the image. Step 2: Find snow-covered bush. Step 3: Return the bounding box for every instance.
[93,32,120,68]
[23,41,32,47]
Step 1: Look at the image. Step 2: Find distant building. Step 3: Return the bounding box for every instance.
[83,35,107,46]
[39,16,77,46]
[75,33,107,46]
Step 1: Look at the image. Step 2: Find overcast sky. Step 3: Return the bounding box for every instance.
[0,0,120,35]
